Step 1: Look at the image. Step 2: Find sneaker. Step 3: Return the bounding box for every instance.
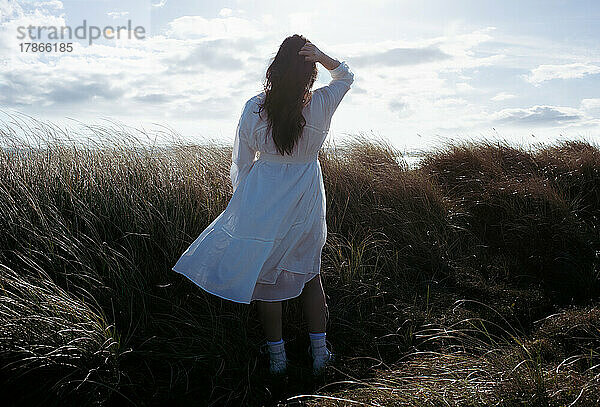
[308,342,334,375]
[261,342,287,375]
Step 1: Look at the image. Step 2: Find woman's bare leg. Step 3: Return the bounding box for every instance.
[301,275,327,333]
[256,300,282,342]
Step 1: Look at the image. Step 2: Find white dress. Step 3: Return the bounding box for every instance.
[172,61,354,304]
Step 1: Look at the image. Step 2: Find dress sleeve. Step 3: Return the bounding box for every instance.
[230,105,257,194]
[317,60,354,119]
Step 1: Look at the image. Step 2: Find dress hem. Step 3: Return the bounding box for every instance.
[172,267,320,304]
[256,264,317,284]
[173,267,253,304]
[251,272,320,302]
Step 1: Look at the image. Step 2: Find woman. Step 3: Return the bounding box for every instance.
[172,34,354,376]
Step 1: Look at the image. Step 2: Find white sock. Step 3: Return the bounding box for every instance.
[309,332,327,355]
[267,339,286,359]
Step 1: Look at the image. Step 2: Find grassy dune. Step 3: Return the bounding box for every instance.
[0,112,599,406]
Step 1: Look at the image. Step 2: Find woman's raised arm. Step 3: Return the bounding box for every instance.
[299,40,354,119]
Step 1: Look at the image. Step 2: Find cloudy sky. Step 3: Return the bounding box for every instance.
[1,0,599,152]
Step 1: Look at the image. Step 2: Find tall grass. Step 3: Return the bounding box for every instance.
[421,139,600,302]
[0,112,598,405]
[298,303,600,406]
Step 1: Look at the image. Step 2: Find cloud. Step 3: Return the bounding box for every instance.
[1,69,125,106]
[34,1,63,9]
[163,38,254,73]
[166,15,263,39]
[44,81,125,104]
[171,48,244,72]
[0,0,23,22]
[455,82,474,92]
[526,63,600,85]
[493,105,582,126]
[0,3,271,125]
[218,8,233,17]
[189,96,238,119]
[2,2,598,143]
[491,92,515,101]
[389,100,408,112]
[0,1,66,58]
[133,93,173,104]
[351,86,367,94]
[107,11,129,19]
[350,45,451,67]
[581,98,600,111]
[152,0,167,8]
[433,97,468,107]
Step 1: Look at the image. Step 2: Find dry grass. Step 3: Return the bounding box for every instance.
[297,304,600,406]
[0,112,598,405]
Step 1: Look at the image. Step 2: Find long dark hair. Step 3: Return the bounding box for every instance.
[256,34,318,156]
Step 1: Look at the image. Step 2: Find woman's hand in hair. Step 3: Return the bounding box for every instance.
[299,40,341,71]
[298,40,324,63]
